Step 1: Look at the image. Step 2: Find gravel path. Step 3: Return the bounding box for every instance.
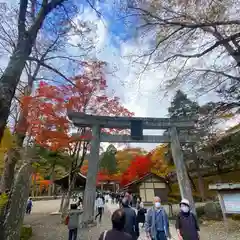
[23,206,113,240]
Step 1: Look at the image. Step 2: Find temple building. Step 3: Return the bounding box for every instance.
[121,172,169,204]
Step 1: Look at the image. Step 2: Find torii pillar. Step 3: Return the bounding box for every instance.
[82,125,101,225]
[170,127,196,214]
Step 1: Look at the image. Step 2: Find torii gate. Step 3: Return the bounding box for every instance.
[68,112,197,224]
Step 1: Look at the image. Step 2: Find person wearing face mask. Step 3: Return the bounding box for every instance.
[145,196,171,240]
[175,199,200,240]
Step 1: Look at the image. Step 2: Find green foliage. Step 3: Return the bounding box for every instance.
[169,170,240,199]
[204,202,222,220]
[34,146,71,179]
[196,205,205,218]
[167,90,203,163]
[20,225,32,240]
[168,90,199,120]
[100,144,118,174]
[0,193,8,214]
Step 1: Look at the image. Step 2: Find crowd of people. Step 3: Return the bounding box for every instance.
[64,191,200,240]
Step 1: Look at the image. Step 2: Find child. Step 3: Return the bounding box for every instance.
[175,199,200,240]
[26,197,33,214]
[65,203,82,240]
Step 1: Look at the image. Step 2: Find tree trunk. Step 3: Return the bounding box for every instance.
[0,101,31,194]
[59,190,66,212]
[82,125,100,225]
[0,149,19,193]
[0,39,33,142]
[48,164,56,196]
[61,172,76,221]
[3,162,32,240]
[61,188,71,221]
[187,169,197,192]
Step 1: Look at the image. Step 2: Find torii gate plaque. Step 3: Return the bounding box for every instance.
[68,112,197,224]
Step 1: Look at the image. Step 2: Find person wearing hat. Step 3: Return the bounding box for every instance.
[175,199,200,240]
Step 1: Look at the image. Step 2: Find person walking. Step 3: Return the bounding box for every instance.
[95,194,105,223]
[121,197,139,240]
[137,199,146,228]
[26,197,33,214]
[98,208,133,240]
[175,199,200,240]
[145,196,171,240]
[65,203,83,240]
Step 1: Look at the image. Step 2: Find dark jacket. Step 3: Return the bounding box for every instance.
[175,211,199,240]
[137,207,146,223]
[98,229,133,240]
[122,206,139,240]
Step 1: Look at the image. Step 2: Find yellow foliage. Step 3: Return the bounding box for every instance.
[150,144,174,177]
[150,144,169,163]
[0,128,15,153]
[0,128,16,173]
[0,193,8,213]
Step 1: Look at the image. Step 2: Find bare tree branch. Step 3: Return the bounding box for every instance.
[27,56,78,87]
[18,0,28,39]
[130,7,240,28]
[28,0,66,38]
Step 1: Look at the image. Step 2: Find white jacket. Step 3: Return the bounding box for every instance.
[95,197,104,208]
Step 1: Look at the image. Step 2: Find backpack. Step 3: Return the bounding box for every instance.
[65,215,69,225]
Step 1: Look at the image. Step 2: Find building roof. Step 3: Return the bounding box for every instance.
[54,172,86,189]
[121,172,166,190]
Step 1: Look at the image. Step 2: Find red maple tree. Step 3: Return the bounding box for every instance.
[23,61,134,152]
[119,154,152,186]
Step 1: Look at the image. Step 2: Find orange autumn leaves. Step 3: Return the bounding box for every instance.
[21,62,133,152]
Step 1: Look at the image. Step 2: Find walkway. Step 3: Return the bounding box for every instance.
[23,199,240,240]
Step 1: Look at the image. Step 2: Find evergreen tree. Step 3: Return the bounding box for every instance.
[168,90,199,120]
[100,144,118,174]
[168,90,202,152]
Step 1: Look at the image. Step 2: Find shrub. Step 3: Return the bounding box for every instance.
[20,225,32,240]
[196,205,205,218]
[231,214,240,221]
[204,202,223,220]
